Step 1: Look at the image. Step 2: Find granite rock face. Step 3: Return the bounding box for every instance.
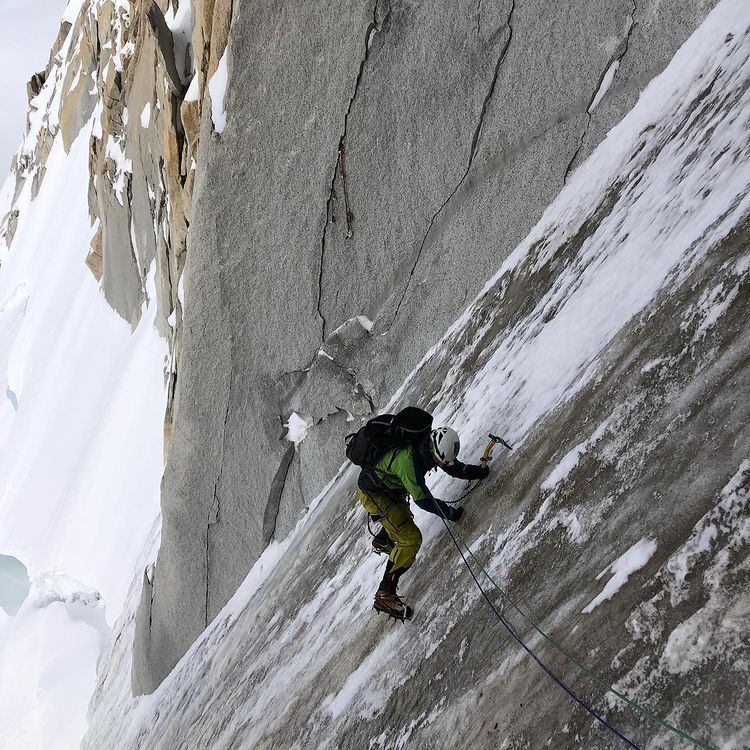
[1,0,233,447]
[134,0,720,692]
[83,10,750,744]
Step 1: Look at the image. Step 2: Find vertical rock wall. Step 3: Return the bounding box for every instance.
[1,0,234,449]
[135,0,719,691]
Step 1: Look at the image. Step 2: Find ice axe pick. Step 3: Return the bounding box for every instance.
[480,433,514,468]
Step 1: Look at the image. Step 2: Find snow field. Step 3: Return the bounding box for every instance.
[0,6,169,746]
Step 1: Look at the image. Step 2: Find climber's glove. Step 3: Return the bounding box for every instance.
[444,505,464,523]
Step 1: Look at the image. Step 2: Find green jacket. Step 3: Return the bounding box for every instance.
[358,442,485,518]
[358,443,463,518]
[371,445,432,503]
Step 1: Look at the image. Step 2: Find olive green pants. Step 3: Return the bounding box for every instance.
[357,488,423,572]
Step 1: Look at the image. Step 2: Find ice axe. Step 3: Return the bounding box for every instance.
[479,433,513,468]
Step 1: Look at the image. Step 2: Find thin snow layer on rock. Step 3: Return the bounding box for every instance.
[208,49,229,133]
[422,6,750,464]
[140,101,151,128]
[86,4,750,748]
[590,58,621,112]
[582,538,658,614]
[607,462,750,746]
[84,476,344,749]
[0,112,167,747]
[541,418,609,491]
[685,253,750,342]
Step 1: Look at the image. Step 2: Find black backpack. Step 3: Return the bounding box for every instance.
[345,407,433,468]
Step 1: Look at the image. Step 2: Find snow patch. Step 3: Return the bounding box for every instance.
[0,594,101,750]
[589,58,620,112]
[0,567,108,750]
[208,50,229,133]
[356,315,374,332]
[285,412,313,448]
[140,102,151,128]
[104,136,132,206]
[184,75,200,103]
[641,358,666,374]
[582,538,657,614]
[165,0,195,84]
[541,419,610,491]
[63,0,86,23]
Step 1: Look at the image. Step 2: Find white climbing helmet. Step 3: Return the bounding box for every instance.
[429,426,460,466]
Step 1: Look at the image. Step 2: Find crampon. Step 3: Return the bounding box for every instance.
[374,591,413,621]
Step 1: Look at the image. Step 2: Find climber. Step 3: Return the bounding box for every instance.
[356,424,489,620]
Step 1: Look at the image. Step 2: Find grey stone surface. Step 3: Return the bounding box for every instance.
[89,52,750,740]
[135,0,720,691]
[97,173,145,325]
[567,0,719,176]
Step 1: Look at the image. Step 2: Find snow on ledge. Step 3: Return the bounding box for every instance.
[285,412,313,448]
[208,50,229,133]
[140,102,151,128]
[184,75,200,103]
[589,58,621,112]
[62,0,86,24]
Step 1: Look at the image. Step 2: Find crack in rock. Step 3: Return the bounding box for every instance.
[263,443,296,546]
[563,0,637,184]
[147,565,155,633]
[281,345,375,425]
[389,0,516,329]
[317,0,391,341]
[325,355,376,413]
[206,386,230,625]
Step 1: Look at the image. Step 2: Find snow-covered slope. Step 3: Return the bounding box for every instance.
[83,3,750,748]
[0,3,168,747]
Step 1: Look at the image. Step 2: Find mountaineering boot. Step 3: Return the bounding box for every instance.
[374,590,413,621]
[371,526,395,555]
